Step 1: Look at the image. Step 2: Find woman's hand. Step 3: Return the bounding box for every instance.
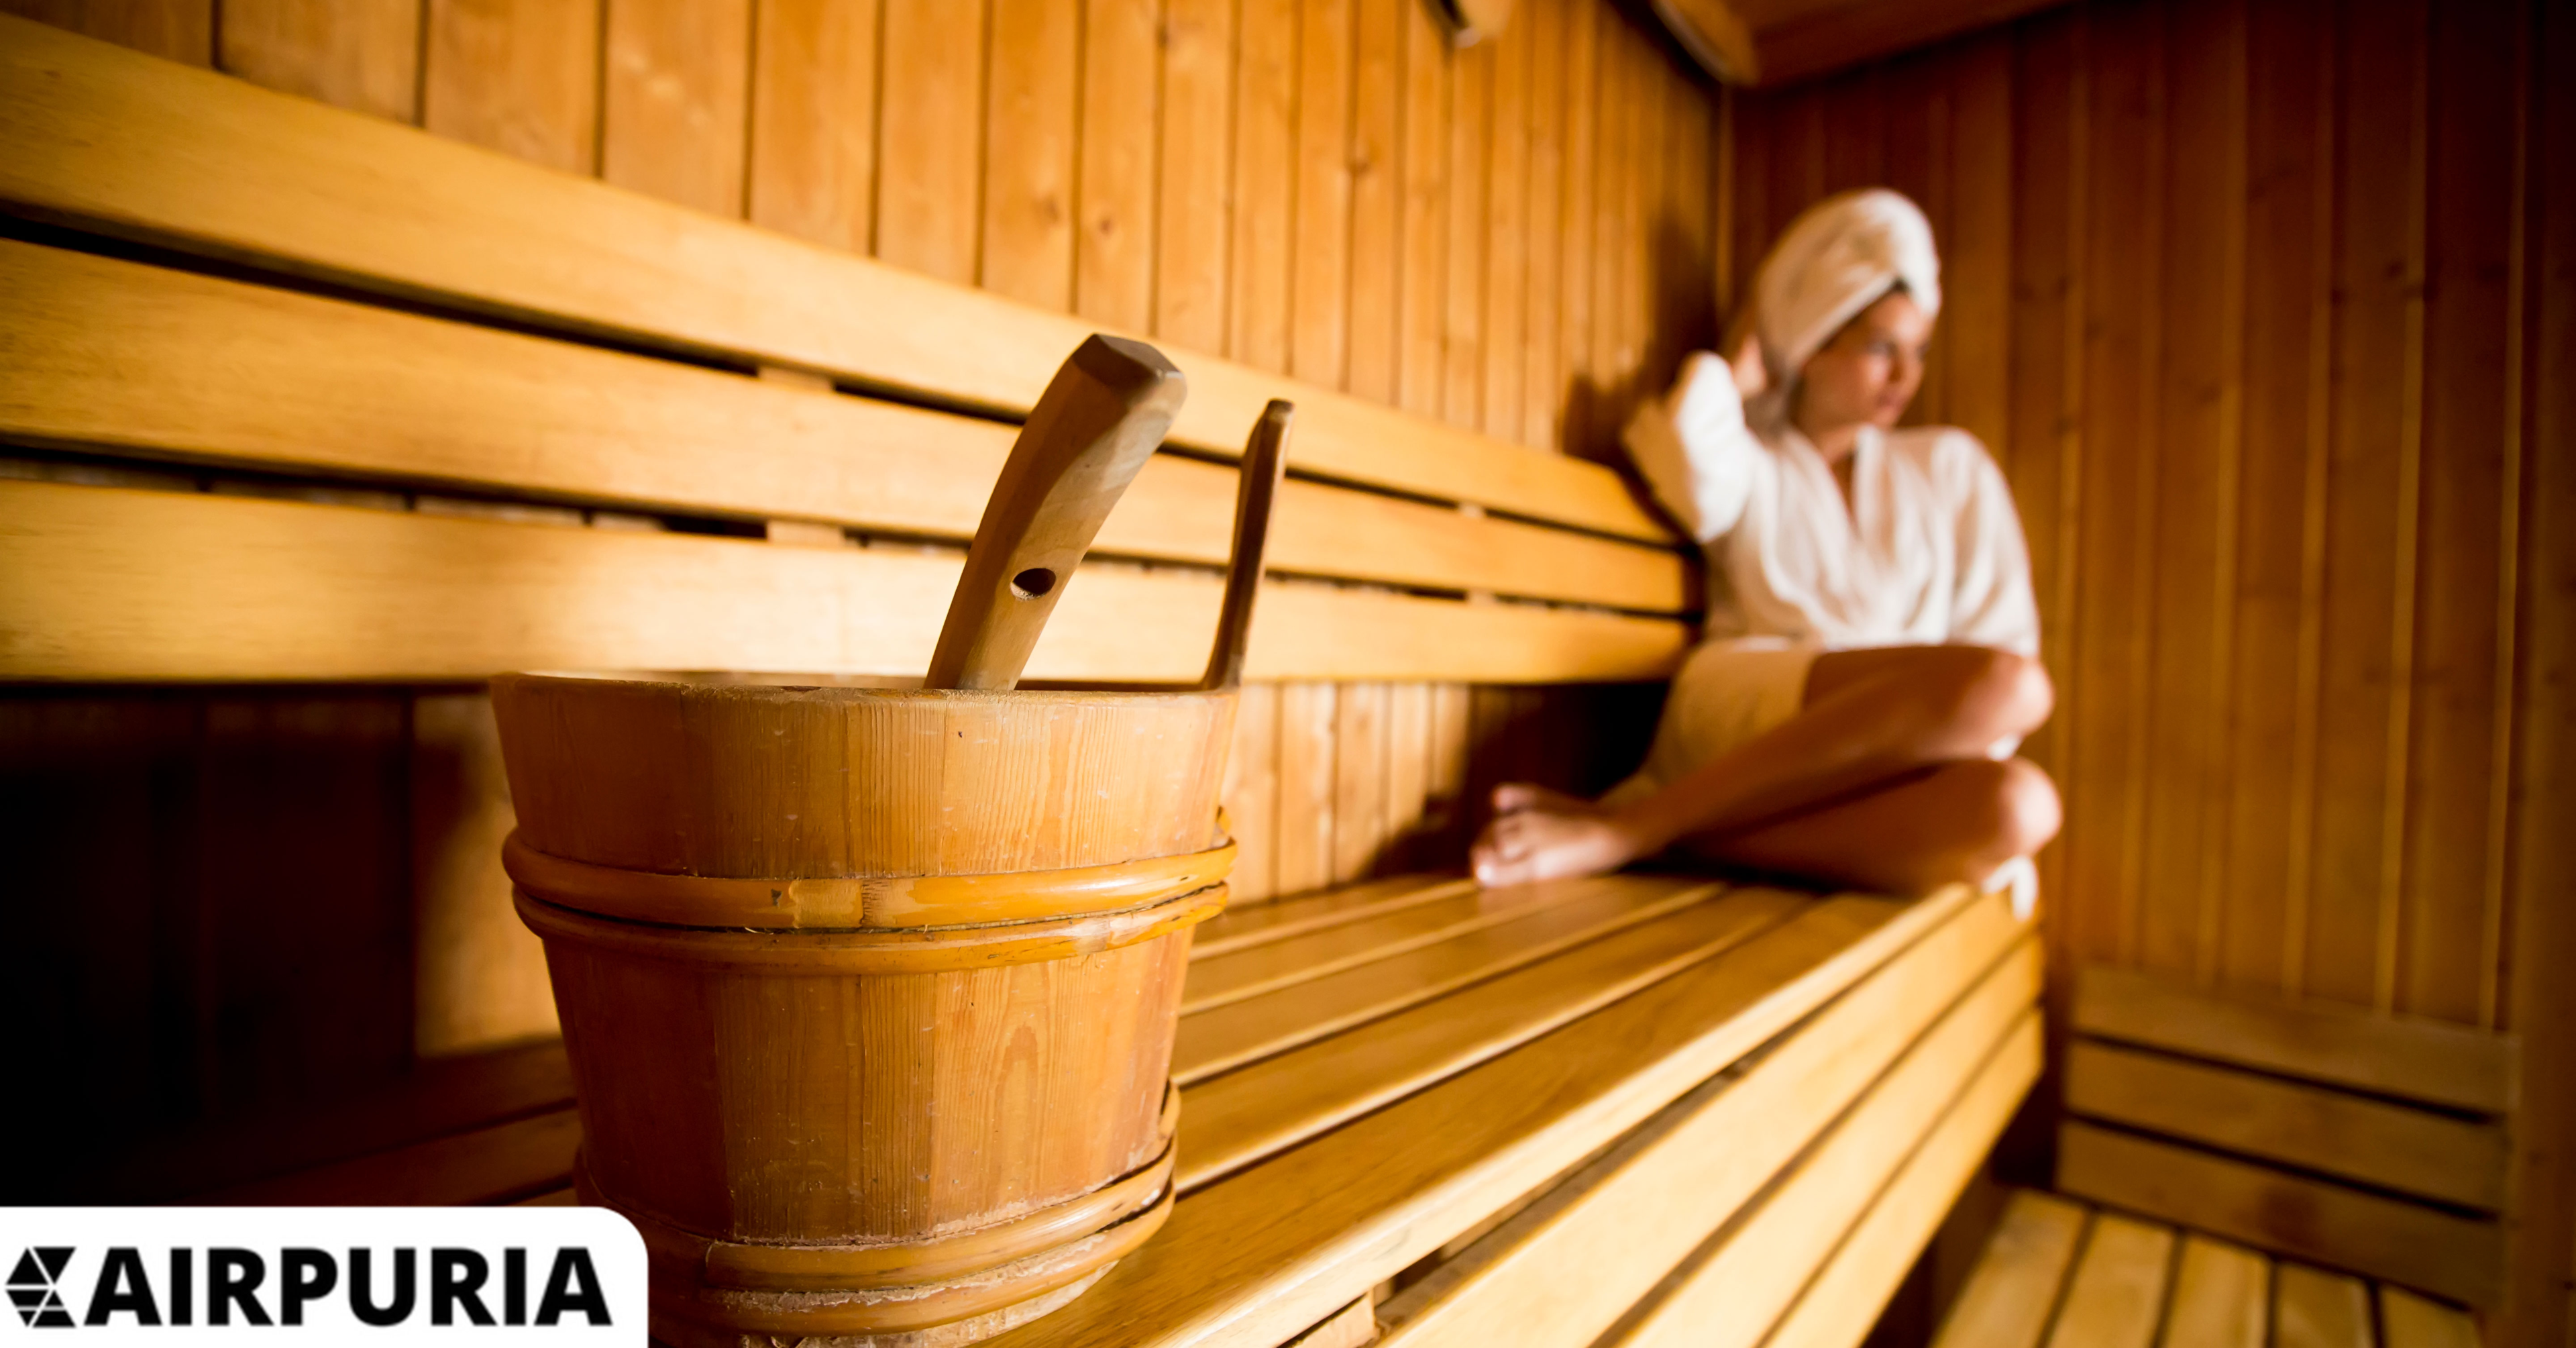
[1721,309,1768,401]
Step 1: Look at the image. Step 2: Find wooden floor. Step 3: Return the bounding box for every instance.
[1935,1190,2485,1348]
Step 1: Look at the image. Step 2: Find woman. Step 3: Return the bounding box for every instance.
[1470,189,2060,900]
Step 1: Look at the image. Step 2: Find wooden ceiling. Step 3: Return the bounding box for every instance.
[1650,0,2071,86]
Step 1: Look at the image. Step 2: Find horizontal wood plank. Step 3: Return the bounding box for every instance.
[2064,1038,2510,1211]
[2056,1121,2506,1307]
[1415,929,2038,1348]
[1181,876,1710,1014]
[2271,1262,2375,1348]
[2377,1284,2481,1348]
[2072,965,2516,1114]
[1926,1190,2089,1348]
[0,14,1672,543]
[0,238,1687,613]
[2038,1212,2174,1348]
[1174,888,1806,1190]
[201,1106,579,1206]
[0,480,1691,682]
[1750,1011,2046,1348]
[988,887,1990,1348]
[2161,1235,2271,1348]
[1175,879,1723,1085]
[1187,876,1478,959]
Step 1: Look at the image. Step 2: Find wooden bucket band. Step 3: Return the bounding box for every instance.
[502,829,1238,931]
[593,1090,1180,1335]
[512,882,1227,972]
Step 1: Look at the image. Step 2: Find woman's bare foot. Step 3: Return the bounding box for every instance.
[1470,784,1649,888]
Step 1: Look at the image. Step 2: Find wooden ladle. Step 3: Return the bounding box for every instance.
[924,335,1187,691]
[1201,400,1293,690]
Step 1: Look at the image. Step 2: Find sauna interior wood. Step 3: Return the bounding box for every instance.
[1,1,2568,1346]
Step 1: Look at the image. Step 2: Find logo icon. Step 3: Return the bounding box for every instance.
[8,1247,74,1328]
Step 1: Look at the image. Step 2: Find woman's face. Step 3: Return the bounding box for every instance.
[1794,289,1932,437]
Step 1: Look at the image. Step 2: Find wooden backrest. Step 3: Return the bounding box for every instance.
[0,15,1693,685]
[2057,963,2518,1308]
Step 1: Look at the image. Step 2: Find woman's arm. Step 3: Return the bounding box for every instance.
[1623,333,1770,543]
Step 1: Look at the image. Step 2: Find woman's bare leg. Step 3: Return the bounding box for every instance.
[1682,758,2061,894]
[1469,645,2053,886]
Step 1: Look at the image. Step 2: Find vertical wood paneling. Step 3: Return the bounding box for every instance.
[1155,0,1234,354]
[1383,680,1431,871]
[979,0,1079,310]
[1072,0,1158,331]
[1274,681,1337,896]
[217,0,421,121]
[1585,19,1631,453]
[1944,31,2013,460]
[2305,0,2428,1008]
[1332,682,1388,883]
[1223,682,1279,904]
[2397,0,2518,1023]
[2061,0,2161,970]
[1443,38,1491,427]
[0,0,211,63]
[412,692,553,1055]
[421,0,601,175]
[2215,0,2330,993]
[1229,0,1297,372]
[1393,0,1447,418]
[747,0,879,254]
[600,0,751,218]
[1519,0,1565,450]
[876,0,986,284]
[2135,0,2245,980]
[1344,0,1403,405]
[1556,0,1599,453]
[1289,0,1352,386]
[1479,12,1528,442]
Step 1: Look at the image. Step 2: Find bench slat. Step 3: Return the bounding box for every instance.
[2038,1214,2174,1348]
[1174,881,1722,1085]
[1173,889,1804,1190]
[202,1106,578,1207]
[1181,876,1703,1014]
[1749,1011,2044,1348]
[1434,927,2036,1348]
[2056,1122,2505,1307]
[0,15,1672,543]
[1187,876,1478,959]
[986,889,1980,1348]
[2063,1039,2509,1211]
[0,480,1689,682]
[1926,1191,2089,1348]
[0,238,1688,613]
[2161,1236,2270,1348]
[2071,966,2515,1115]
[2272,1264,2374,1348]
[2377,1286,2480,1348]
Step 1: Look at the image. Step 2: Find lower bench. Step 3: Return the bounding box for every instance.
[209,871,2041,1348]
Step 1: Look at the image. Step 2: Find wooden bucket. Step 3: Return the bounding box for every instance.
[491,673,1235,1347]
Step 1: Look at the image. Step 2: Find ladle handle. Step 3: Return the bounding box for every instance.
[1201,401,1293,690]
[925,335,1186,691]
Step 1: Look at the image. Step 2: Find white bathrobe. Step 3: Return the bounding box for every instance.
[1626,351,2041,662]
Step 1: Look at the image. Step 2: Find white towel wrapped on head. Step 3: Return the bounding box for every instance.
[1752,189,1943,380]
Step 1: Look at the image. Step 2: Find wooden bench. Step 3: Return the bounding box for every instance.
[1932,964,2516,1346]
[0,19,2046,1346]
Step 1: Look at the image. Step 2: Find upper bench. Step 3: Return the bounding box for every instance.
[0,16,1696,686]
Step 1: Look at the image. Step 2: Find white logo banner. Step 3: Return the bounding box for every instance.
[0,1208,644,1345]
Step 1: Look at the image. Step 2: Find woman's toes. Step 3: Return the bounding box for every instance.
[1492,782,1543,814]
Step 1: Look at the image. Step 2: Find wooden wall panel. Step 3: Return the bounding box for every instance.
[747,0,879,255]
[217,0,419,121]
[981,0,1078,310]
[600,0,750,218]
[1073,0,1157,330]
[420,0,599,175]
[876,0,985,285]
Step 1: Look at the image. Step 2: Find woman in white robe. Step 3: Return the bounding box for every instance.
[1470,189,2061,896]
